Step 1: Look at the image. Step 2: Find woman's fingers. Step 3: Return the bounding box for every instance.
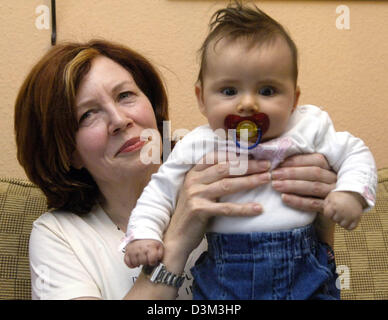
[274,153,337,214]
[281,193,325,213]
[279,153,331,170]
[183,172,270,203]
[191,157,271,186]
[196,201,263,218]
[203,172,271,199]
[192,150,244,172]
[272,166,337,184]
[272,179,335,199]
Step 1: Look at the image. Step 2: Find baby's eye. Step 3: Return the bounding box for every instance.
[221,87,237,96]
[259,86,276,96]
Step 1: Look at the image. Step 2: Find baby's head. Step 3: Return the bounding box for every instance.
[195,1,301,144]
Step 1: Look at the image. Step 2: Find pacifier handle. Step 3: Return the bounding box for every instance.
[235,127,262,150]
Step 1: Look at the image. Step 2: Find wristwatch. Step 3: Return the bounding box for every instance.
[142,263,185,288]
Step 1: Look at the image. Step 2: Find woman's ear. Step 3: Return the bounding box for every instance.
[71,150,84,170]
[195,81,207,117]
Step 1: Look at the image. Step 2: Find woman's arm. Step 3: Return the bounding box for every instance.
[120,153,337,299]
[123,158,271,299]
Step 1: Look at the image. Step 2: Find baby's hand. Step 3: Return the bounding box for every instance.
[323,191,366,230]
[124,239,164,269]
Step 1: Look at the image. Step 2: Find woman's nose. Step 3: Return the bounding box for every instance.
[108,106,133,135]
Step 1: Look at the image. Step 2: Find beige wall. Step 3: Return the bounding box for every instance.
[1,0,387,179]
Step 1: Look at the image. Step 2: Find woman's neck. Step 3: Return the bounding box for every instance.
[97,164,160,233]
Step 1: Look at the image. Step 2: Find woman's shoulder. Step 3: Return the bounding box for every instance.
[30,211,81,246]
[33,209,83,229]
[32,206,103,237]
[31,204,118,244]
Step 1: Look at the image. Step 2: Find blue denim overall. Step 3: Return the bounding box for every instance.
[191,224,340,300]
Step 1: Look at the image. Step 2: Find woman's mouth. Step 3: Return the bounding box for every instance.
[116,137,146,156]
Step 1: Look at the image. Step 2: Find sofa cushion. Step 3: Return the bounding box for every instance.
[334,168,388,299]
[0,177,46,299]
[0,169,388,300]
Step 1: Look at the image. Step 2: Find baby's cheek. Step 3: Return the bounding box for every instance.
[268,117,289,138]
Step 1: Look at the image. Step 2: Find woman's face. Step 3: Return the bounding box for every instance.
[72,55,160,184]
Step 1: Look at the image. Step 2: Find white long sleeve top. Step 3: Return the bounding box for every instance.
[125,105,377,243]
[29,205,205,299]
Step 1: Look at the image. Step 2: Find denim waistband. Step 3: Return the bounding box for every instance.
[206,224,318,259]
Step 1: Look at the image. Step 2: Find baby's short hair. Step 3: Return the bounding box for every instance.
[197,1,298,84]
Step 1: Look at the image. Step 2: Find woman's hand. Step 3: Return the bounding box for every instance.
[271,153,337,213]
[163,152,338,270]
[163,155,271,264]
[271,153,337,246]
[127,153,338,299]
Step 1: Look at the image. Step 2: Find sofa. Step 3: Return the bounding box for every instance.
[1,168,388,300]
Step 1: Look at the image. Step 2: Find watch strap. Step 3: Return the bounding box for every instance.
[143,263,185,288]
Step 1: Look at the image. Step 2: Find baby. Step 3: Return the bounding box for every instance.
[123,2,377,299]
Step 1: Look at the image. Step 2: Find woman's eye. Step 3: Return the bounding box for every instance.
[118,91,133,101]
[79,111,92,124]
[221,87,237,96]
[259,86,276,96]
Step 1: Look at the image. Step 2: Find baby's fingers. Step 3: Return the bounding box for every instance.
[347,220,359,230]
[146,245,164,266]
[146,253,159,267]
[125,252,141,269]
[338,218,352,230]
[337,217,359,230]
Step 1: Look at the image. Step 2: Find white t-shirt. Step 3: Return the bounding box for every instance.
[127,105,377,242]
[29,204,205,300]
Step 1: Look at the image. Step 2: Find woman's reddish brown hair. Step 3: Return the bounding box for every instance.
[14,40,169,214]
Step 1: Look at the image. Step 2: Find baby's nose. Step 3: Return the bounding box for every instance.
[236,101,259,115]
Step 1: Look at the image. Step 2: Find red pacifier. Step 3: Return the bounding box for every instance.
[224,113,270,149]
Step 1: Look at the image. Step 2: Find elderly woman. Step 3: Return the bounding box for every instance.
[14,40,336,300]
